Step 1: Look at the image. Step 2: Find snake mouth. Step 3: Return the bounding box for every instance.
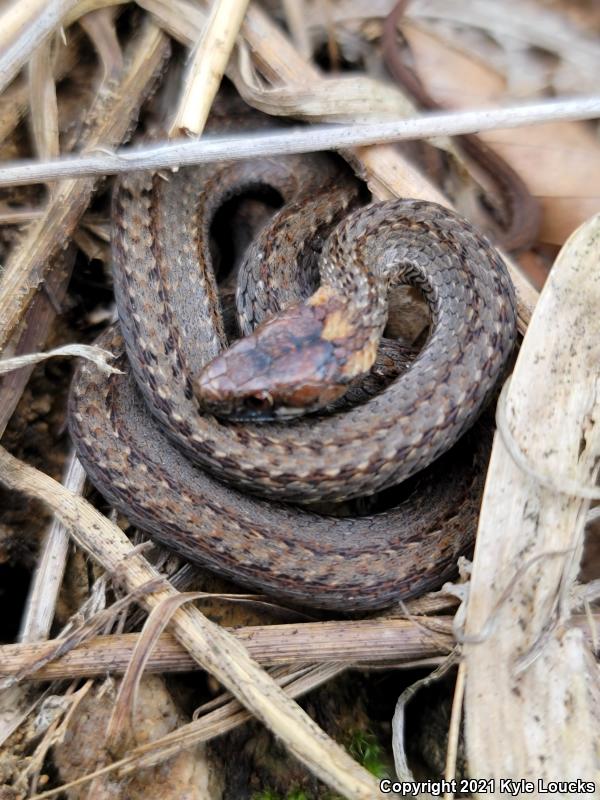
[198,383,347,422]
[200,389,280,422]
[221,405,308,423]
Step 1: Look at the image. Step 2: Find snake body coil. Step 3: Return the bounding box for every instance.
[69,155,516,610]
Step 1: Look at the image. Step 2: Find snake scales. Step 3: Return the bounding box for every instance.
[69,153,517,611]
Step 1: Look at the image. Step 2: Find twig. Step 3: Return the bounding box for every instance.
[0,446,382,799]
[391,592,460,616]
[0,0,122,96]
[0,617,455,681]
[0,206,44,224]
[322,0,341,71]
[0,343,121,376]
[392,651,460,781]
[78,8,123,81]
[26,680,94,796]
[2,95,598,187]
[169,0,251,137]
[19,454,86,644]
[282,0,312,59]
[28,35,60,167]
[444,660,466,800]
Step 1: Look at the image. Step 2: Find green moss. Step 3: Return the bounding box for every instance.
[251,729,391,800]
[347,728,391,779]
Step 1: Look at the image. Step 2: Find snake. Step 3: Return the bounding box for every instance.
[68,152,517,611]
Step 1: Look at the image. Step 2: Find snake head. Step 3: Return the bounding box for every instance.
[195,295,353,421]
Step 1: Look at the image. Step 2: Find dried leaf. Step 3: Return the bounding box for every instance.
[403,24,600,244]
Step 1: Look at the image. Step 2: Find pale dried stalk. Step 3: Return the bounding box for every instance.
[4,1,57,48]
[1,585,156,692]
[19,454,86,644]
[0,19,160,769]
[72,227,110,261]
[3,96,598,186]
[464,213,600,782]
[169,0,251,137]
[444,660,465,798]
[233,54,418,122]
[0,685,53,750]
[116,664,344,778]
[105,593,203,753]
[135,0,214,44]
[0,617,455,680]
[0,21,170,356]
[0,447,382,800]
[28,35,60,166]
[78,8,123,80]
[0,0,51,50]
[392,652,459,782]
[0,206,44,223]
[25,679,94,797]
[282,0,312,59]
[0,343,120,375]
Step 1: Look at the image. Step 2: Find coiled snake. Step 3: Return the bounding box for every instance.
[69,154,516,610]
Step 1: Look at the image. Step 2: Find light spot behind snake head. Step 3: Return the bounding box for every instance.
[195,299,352,421]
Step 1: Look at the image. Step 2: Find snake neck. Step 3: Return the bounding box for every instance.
[319,199,446,348]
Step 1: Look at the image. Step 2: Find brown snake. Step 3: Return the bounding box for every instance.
[69,153,517,611]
